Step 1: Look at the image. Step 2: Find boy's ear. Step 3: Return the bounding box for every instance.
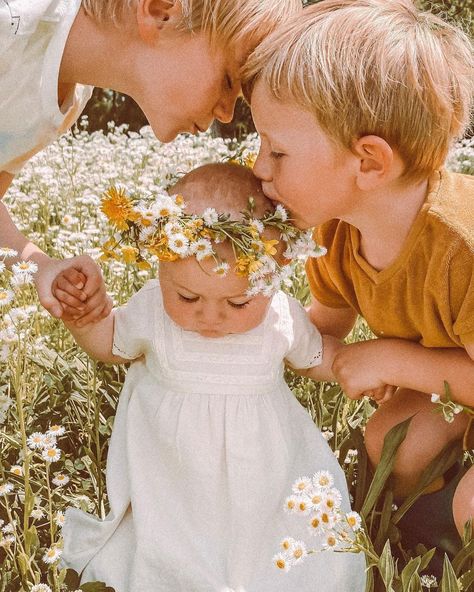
[136,0,177,45]
[352,135,395,191]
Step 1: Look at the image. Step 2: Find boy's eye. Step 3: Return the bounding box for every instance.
[270,151,284,159]
[227,300,250,309]
[178,293,199,303]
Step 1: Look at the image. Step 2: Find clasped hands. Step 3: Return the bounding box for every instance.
[34,254,112,327]
[331,339,398,404]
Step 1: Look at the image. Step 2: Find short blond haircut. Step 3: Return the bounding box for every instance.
[82,0,302,52]
[243,0,474,181]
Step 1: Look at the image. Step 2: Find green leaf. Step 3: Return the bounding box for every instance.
[378,539,396,592]
[24,525,39,550]
[361,417,412,518]
[418,547,436,572]
[440,555,461,592]
[452,538,474,573]
[374,489,394,552]
[400,556,421,591]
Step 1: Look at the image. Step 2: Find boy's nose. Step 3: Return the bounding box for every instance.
[197,304,225,325]
[253,151,271,182]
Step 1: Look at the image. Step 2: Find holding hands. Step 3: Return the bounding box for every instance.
[35,254,113,326]
[332,340,398,405]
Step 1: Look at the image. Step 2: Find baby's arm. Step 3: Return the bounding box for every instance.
[62,311,130,364]
[296,334,343,382]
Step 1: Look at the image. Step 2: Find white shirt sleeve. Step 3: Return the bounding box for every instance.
[284,295,323,369]
[112,281,158,360]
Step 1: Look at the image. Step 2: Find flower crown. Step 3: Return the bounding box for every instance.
[100,186,326,296]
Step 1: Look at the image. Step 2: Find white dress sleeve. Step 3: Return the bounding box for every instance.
[112,280,159,360]
[284,295,324,369]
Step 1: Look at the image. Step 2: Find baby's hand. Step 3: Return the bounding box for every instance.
[52,267,113,326]
[332,340,395,400]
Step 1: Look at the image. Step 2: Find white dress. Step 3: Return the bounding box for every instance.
[62,280,366,592]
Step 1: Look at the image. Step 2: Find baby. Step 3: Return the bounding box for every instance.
[55,163,366,591]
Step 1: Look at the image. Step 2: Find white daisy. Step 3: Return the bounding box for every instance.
[41,447,61,463]
[10,273,34,288]
[168,233,190,256]
[0,262,5,273]
[275,204,288,221]
[0,289,14,307]
[2,521,15,533]
[292,476,312,495]
[346,511,362,532]
[31,508,45,520]
[0,248,18,258]
[47,425,66,437]
[0,482,14,495]
[27,432,46,450]
[249,219,264,234]
[308,512,324,535]
[52,473,70,487]
[31,584,53,592]
[0,535,15,548]
[202,207,219,226]
[272,552,292,572]
[289,540,307,565]
[296,495,313,515]
[430,393,441,403]
[322,533,339,550]
[42,546,62,564]
[323,488,343,511]
[312,470,334,489]
[41,434,57,449]
[10,465,23,476]
[283,495,299,514]
[190,238,213,261]
[213,262,230,277]
[279,537,296,552]
[55,511,65,528]
[12,261,38,275]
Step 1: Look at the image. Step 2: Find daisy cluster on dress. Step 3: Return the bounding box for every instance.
[100,186,326,297]
[273,471,363,572]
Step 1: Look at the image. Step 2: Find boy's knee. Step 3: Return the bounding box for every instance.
[453,468,474,535]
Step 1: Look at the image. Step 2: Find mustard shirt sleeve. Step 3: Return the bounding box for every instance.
[451,245,474,346]
[305,221,353,309]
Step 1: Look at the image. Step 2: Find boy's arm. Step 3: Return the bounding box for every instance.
[332,338,474,406]
[62,310,131,365]
[307,297,358,339]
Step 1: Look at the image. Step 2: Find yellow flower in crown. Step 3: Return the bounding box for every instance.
[121,246,139,264]
[101,186,139,231]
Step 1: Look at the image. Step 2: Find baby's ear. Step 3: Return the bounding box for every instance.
[136,0,178,44]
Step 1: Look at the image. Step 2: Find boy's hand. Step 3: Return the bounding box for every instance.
[332,340,396,400]
[33,253,112,325]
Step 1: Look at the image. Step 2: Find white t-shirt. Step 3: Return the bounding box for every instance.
[0,0,93,174]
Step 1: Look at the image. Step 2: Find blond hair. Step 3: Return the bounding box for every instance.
[81,0,302,52]
[243,0,474,181]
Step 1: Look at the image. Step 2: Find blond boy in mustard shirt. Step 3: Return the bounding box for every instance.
[244,0,474,549]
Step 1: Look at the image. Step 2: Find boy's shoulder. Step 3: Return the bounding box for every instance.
[315,170,474,253]
[427,170,474,252]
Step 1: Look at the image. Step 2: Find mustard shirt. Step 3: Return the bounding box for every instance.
[306,170,474,348]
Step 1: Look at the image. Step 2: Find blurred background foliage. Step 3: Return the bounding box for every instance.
[82,0,473,138]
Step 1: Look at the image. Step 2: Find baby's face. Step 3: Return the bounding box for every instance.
[159,257,270,338]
